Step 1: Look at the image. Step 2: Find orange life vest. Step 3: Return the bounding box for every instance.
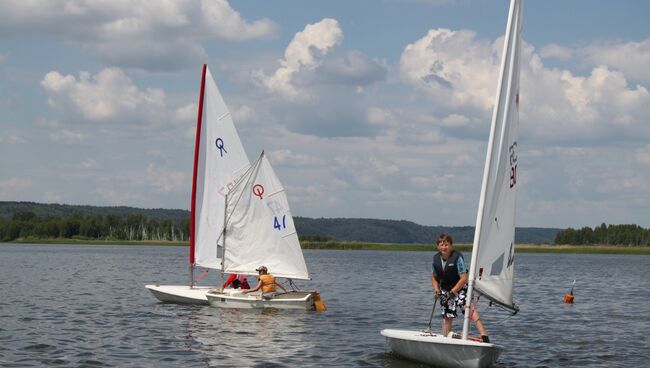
[259,274,276,293]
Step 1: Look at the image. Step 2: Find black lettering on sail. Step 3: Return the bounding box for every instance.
[490,253,504,276]
[507,242,515,267]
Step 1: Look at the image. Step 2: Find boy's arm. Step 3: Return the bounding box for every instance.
[431,274,441,295]
[451,272,468,294]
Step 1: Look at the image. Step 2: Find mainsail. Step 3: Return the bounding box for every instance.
[191,65,250,271]
[222,152,310,280]
[463,0,522,338]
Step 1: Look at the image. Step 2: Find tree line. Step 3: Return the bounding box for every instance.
[554,223,650,246]
[0,211,189,242]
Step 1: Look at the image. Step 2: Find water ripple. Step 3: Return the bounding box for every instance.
[1,245,649,367]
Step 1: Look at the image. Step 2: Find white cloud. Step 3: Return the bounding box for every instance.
[41,68,166,125]
[367,107,396,126]
[581,38,650,82]
[146,164,186,193]
[539,43,573,61]
[318,50,387,86]
[76,159,98,170]
[175,103,196,123]
[0,134,26,144]
[399,28,650,143]
[232,104,256,125]
[48,129,85,143]
[43,191,63,203]
[0,178,32,198]
[257,18,343,99]
[440,114,471,128]
[0,0,279,71]
[523,61,650,141]
[269,149,325,167]
[636,145,650,165]
[95,187,136,205]
[400,28,498,112]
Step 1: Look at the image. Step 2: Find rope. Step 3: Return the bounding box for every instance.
[426,294,439,333]
[284,279,299,291]
[193,269,209,283]
[483,297,519,325]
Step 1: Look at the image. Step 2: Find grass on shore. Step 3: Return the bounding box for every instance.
[6,238,650,255]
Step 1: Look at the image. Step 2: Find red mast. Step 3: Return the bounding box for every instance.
[189,64,207,273]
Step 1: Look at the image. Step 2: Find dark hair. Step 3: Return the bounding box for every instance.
[437,233,453,245]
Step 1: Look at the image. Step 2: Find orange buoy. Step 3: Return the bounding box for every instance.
[563,280,576,303]
[563,293,574,303]
[313,291,327,312]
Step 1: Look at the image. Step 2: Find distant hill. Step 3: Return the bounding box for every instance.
[0,201,187,224]
[0,201,560,244]
[296,217,559,244]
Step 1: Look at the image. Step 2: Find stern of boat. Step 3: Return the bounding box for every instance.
[206,290,319,310]
[381,329,502,368]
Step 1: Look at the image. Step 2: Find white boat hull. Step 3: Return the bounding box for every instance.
[381,329,502,368]
[206,290,316,310]
[145,284,212,305]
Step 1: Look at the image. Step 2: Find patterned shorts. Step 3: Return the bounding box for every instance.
[440,285,468,318]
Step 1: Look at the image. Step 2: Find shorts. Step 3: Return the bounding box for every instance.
[262,291,276,300]
[440,285,468,318]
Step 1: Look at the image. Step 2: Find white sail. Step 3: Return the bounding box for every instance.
[468,0,522,312]
[194,66,250,270]
[223,152,309,280]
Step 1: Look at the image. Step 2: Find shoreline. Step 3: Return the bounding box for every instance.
[4,238,650,255]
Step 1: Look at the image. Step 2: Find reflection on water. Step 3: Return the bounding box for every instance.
[0,244,649,367]
[187,308,315,366]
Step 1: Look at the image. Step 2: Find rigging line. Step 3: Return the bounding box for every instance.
[492,310,518,325]
[193,269,210,283]
[223,153,264,228]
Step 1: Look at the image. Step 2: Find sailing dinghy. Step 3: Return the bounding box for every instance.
[381,0,523,366]
[146,64,251,305]
[206,151,325,311]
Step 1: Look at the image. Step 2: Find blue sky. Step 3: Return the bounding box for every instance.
[1,0,649,228]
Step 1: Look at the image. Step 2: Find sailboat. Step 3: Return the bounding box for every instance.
[205,151,325,310]
[381,0,522,366]
[146,64,251,305]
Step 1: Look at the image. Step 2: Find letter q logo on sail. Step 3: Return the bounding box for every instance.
[252,184,264,199]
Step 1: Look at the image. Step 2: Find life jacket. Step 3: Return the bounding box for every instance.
[432,250,464,291]
[237,275,250,289]
[259,274,276,293]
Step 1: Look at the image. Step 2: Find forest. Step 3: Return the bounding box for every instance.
[0,211,189,242]
[554,223,650,246]
[6,201,636,246]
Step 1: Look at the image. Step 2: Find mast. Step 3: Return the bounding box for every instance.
[189,64,207,288]
[221,192,228,291]
[462,0,521,340]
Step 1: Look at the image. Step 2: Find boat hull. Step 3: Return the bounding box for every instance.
[145,284,212,305]
[381,329,502,368]
[206,290,316,310]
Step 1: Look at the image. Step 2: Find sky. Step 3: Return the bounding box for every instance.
[1,0,649,229]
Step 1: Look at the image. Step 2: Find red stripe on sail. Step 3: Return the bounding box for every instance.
[189,64,207,265]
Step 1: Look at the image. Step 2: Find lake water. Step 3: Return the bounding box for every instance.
[1,243,649,367]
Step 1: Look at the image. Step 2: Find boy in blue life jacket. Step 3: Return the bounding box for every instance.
[431,233,490,343]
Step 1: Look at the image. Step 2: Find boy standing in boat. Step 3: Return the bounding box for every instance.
[243,265,287,300]
[431,233,490,342]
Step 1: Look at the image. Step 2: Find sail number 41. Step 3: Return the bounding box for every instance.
[274,215,287,230]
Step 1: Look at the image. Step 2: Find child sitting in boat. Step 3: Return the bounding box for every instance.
[223,274,250,289]
[243,265,287,300]
[432,233,490,343]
